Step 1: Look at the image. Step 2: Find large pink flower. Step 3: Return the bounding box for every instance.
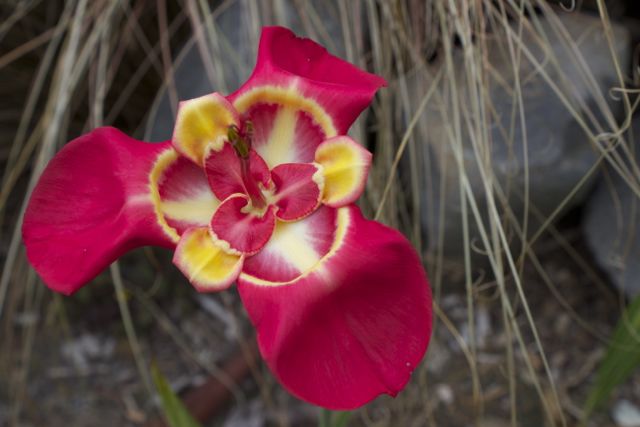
[22,27,432,409]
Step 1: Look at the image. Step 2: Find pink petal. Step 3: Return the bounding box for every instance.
[205,144,272,201]
[238,206,432,409]
[231,27,386,133]
[227,27,386,167]
[210,194,276,255]
[155,151,219,238]
[241,206,336,283]
[235,99,329,169]
[270,163,323,221]
[22,127,176,295]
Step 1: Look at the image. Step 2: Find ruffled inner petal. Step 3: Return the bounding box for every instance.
[270,163,323,221]
[173,227,244,292]
[314,136,372,207]
[237,205,432,409]
[22,127,176,295]
[247,149,272,189]
[210,194,277,255]
[204,142,245,200]
[205,144,272,202]
[172,93,239,166]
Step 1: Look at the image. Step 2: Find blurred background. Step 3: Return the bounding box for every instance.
[1,0,640,426]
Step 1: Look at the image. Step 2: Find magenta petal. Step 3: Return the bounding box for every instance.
[205,144,272,201]
[210,194,276,255]
[229,26,387,137]
[247,149,272,189]
[204,142,246,200]
[271,163,323,221]
[22,127,176,295]
[237,206,432,409]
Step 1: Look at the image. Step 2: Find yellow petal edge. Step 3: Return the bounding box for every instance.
[173,227,244,292]
[314,136,372,207]
[172,93,239,165]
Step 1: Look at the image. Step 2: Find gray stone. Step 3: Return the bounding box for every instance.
[410,11,631,262]
[584,116,640,296]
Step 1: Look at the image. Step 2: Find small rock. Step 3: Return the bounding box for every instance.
[461,304,491,349]
[425,340,450,374]
[61,333,115,371]
[435,383,454,405]
[223,399,264,427]
[613,400,640,427]
[122,392,146,424]
[196,295,239,339]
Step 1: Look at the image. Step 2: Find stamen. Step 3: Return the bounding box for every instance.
[227,121,266,209]
[228,124,249,158]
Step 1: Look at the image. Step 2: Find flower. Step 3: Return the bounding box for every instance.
[22,27,432,410]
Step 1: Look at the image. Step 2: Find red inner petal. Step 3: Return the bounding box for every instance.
[210,194,276,255]
[248,149,271,188]
[204,143,245,200]
[271,163,322,221]
[205,143,272,204]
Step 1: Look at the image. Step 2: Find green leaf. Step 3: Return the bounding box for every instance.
[151,363,203,427]
[584,295,640,416]
[318,409,330,427]
[318,409,352,427]
[330,411,352,427]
